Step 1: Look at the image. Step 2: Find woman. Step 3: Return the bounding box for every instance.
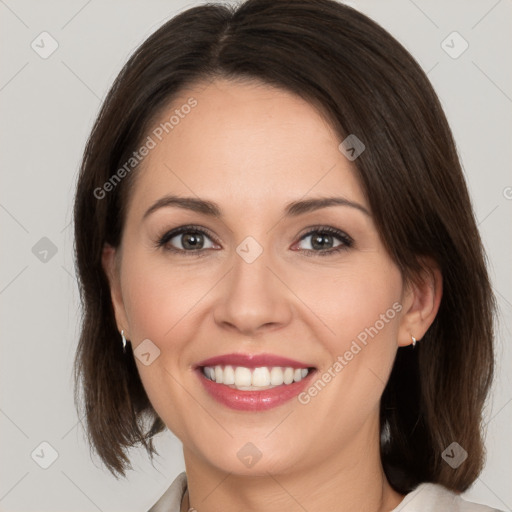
[73,0,502,510]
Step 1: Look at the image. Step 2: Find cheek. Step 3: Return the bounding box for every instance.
[305,258,404,406]
[121,251,206,340]
[119,252,203,437]
[339,267,403,379]
[291,257,403,345]
[294,264,403,433]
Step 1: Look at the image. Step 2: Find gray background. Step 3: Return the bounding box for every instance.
[0,0,510,510]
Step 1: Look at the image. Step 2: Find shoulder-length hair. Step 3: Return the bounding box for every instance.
[73,0,495,493]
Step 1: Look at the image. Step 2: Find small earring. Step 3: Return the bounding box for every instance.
[121,330,127,353]
[411,335,417,347]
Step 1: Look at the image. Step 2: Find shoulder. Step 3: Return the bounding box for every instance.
[392,482,504,512]
[147,471,187,512]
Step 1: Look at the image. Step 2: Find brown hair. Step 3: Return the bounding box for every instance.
[73,0,495,493]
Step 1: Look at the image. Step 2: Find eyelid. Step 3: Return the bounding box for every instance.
[297,224,353,242]
[156,224,220,247]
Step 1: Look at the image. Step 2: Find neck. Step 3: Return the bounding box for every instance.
[182,417,405,512]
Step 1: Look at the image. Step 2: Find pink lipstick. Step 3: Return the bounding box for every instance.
[195,353,316,411]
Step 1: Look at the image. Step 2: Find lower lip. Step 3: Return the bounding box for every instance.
[197,369,316,411]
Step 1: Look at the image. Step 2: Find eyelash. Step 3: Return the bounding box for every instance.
[155,224,354,258]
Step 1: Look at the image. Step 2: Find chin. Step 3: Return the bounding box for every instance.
[189,434,305,477]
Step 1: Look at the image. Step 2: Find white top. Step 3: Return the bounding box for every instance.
[147,471,503,512]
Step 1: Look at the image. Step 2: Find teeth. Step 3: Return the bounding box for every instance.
[234,366,252,387]
[252,367,270,387]
[202,365,311,389]
[223,365,235,385]
[283,367,294,384]
[270,367,284,385]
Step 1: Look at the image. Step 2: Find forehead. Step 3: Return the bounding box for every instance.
[127,78,367,219]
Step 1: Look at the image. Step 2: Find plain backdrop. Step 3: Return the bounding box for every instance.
[0,0,511,511]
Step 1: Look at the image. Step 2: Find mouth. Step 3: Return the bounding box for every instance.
[194,353,317,411]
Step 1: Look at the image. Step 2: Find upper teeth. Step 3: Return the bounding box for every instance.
[202,365,310,389]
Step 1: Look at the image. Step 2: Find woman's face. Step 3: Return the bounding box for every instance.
[106,78,418,476]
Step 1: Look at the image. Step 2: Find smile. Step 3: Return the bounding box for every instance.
[195,353,317,411]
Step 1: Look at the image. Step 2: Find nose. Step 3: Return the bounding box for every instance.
[213,245,293,336]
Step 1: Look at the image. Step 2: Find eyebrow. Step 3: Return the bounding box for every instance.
[143,194,370,220]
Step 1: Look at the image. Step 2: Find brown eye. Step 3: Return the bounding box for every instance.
[295,226,353,256]
[157,225,218,255]
[172,231,207,250]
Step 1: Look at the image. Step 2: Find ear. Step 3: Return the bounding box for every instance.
[397,259,443,347]
[102,244,129,336]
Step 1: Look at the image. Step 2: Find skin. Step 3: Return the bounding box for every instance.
[103,78,442,512]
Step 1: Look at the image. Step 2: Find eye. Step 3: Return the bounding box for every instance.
[155,224,353,257]
[294,226,353,256]
[156,225,219,256]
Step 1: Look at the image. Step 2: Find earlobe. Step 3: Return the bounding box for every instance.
[101,244,129,334]
[398,261,443,347]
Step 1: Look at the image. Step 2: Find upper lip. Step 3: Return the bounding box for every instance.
[195,353,315,369]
